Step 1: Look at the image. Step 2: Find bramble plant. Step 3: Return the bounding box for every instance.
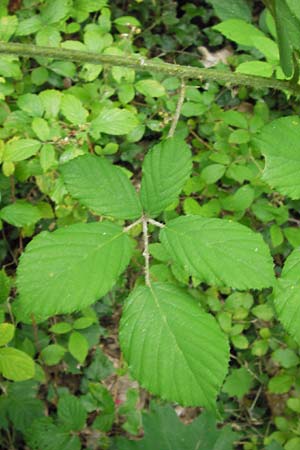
[2,0,300,449]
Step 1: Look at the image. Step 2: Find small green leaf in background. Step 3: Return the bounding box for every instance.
[0,347,35,381]
[236,61,274,78]
[3,139,41,162]
[90,108,138,136]
[0,201,42,227]
[27,417,81,450]
[255,116,300,199]
[222,367,253,399]
[268,374,294,394]
[160,216,275,290]
[39,89,61,117]
[49,322,72,334]
[89,383,115,432]
[17,93,44,117]
[40,144,57,172]
[31,117,50,141]
[60,94,88,125]
[17,222,134,318]
[68,331,89,364]
[272,348,299,369]
[120,282,229,409]
[252,304,274,321]
[207,0,251,21]
[140,137,192,217]
[0,323,15,346]
[41,344,66,366]
[61,154,142,220]
[201,164,226,184]
[283,227,300,248]
[0,15,18,41]
[57,394,87,431]
[84,348,114,381]
[115,404,238,450]
[135,79,166,98]
[5,381,44,434]
[213,19,265,46]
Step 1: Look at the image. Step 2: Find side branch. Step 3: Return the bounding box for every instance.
[0,42,298,93]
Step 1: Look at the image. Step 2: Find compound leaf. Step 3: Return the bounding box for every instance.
[17,222,134,319]
[160,216,275,290]
[140,137,192,217]
[61,154,142,220]
[255,116,300,199]
[119,282,229,409]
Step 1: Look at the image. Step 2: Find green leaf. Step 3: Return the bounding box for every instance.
[120,282,229,408]
[27,417,81,450]
[17,94,44,117]
[201,164,226,184]
[60,94,88,125]
[222,367,253,399]
[0,323,15,346]
[236,61,274,78]
[283,227,300,248]
[268,374,294,394]
[41,344,66,365]
[0,201,42,227]
[57,394,87,431]
[49,322,72,334]
[84,348,114,381]
[6,381,44,433]
[272,348,299,368]
[213,19,265,47]
[68,331,89,364]
[160,216,275,290]
[90,108,139,136]
[61,154,141,219]
[135,79,166,98]
[89,383,115,432]
[41,0,72,24]
[16,222,134,319]
[207,0,251,21]
[0,270,11,303]
[3,139,41,162]
[0,347,35,381]
[140,138,192,217]
[255,116,300,199]
[115,405,238,450]
[0,15,18,41]
[32,117,50,141]
[274,0,300,77]
[274,248,300,344]
[39,89,62,118]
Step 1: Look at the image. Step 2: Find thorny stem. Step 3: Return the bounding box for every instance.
[0,42,299,93]
[142,216,150,287]
[167,79,186,138]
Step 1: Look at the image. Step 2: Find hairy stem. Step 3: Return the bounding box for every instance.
[0,42,298,93]
[148,218,165,228]
[142,216,150,287]
[168,79,186,138]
